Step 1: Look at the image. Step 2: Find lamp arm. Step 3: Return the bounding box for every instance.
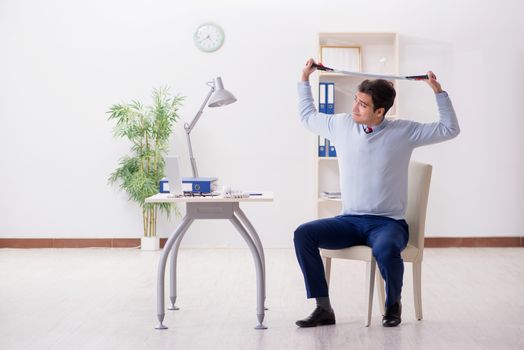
[184,82,216,178]
[185,130,198,178]
[185,83,215,133]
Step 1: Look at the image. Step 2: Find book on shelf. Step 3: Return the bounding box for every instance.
[318,81,335,115]
[318,136,326,157]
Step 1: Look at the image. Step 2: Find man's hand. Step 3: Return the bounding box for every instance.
[425,71,443,94]
[301,58,317,82]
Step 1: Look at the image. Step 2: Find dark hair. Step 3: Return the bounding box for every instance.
[357,79,396,115]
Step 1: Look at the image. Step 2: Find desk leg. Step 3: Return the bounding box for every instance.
[155,216,193,330]
[168,227,189,310]
[234,206,267,311]
[230,215,267,330]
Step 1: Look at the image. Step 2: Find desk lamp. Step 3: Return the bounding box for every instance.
[184,77,237,178]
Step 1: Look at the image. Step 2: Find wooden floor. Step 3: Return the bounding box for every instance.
[1,248,523,349]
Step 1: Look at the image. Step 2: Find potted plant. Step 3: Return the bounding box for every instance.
[108,87,184,250]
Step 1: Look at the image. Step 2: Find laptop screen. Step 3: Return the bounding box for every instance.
[164,155,183,197]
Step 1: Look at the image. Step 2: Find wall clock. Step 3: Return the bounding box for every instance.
[193,22,225,53]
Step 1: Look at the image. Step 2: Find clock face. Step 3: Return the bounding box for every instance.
[193,23,225,52]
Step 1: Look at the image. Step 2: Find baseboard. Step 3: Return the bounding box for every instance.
[0,238,143,248]
[0,237,523,249]
[424,237,523,248]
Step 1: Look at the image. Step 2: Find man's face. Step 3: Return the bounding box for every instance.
[352,92,384,126]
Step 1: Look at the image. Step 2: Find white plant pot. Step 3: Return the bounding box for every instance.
[141,236,160,251]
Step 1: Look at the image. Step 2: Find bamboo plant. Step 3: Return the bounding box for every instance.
[108,87,184,237]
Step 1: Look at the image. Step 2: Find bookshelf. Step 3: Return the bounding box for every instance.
[313,33,399,219]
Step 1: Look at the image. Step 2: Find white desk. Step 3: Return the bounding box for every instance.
[146,192,274,330]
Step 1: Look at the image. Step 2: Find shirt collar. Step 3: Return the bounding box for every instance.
[364,117,389,134]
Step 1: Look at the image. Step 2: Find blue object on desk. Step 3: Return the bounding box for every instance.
[182,177,218,193]
[160,177,218,194]
[159,178,169,193]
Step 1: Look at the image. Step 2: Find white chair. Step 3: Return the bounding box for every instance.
[320,161,432,326]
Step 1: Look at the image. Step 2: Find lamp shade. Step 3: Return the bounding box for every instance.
[208,77,237,107]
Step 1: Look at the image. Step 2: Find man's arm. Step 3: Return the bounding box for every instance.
[301,58,315,83]
[298,58,340,141]
[424,70,443,94]
[408,71,460,146]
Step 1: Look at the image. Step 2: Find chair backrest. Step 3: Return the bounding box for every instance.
[405,161,433,251]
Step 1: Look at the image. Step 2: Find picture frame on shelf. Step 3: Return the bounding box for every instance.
[320,45,361,72]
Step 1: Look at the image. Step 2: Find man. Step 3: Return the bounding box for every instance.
[294,58,460,328]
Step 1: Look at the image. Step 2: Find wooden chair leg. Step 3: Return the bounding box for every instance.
[364,259,376,327]
[376,269,386,315]
[413,261,423,320]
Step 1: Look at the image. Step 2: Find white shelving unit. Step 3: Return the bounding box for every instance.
[313,33,399,219]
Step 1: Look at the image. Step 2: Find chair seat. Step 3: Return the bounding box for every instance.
[321,245,373,261]
[320,244,420,263]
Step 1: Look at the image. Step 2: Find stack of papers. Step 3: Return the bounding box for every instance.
[320,191,341,199]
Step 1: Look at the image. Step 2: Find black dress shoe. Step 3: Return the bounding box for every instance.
[296,306,336,327]
[382,301,402,327]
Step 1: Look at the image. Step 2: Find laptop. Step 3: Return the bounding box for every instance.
[164,155,184,197]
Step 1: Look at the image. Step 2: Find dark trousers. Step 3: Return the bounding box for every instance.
[293,214,409,307]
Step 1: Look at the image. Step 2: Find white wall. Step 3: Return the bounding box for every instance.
[1,0,523,247]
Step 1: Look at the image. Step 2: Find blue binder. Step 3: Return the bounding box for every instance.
[159,177,169,193]
[318,136,326,157]
[326,82,335,114]
[318,82,327,113]
[328,145,337,157]
[182,177,218,193]
[328,141,337,157]
[325,139,337,157]
[159,177,218,193]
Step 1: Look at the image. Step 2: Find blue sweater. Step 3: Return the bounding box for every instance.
[298,81,460,220]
